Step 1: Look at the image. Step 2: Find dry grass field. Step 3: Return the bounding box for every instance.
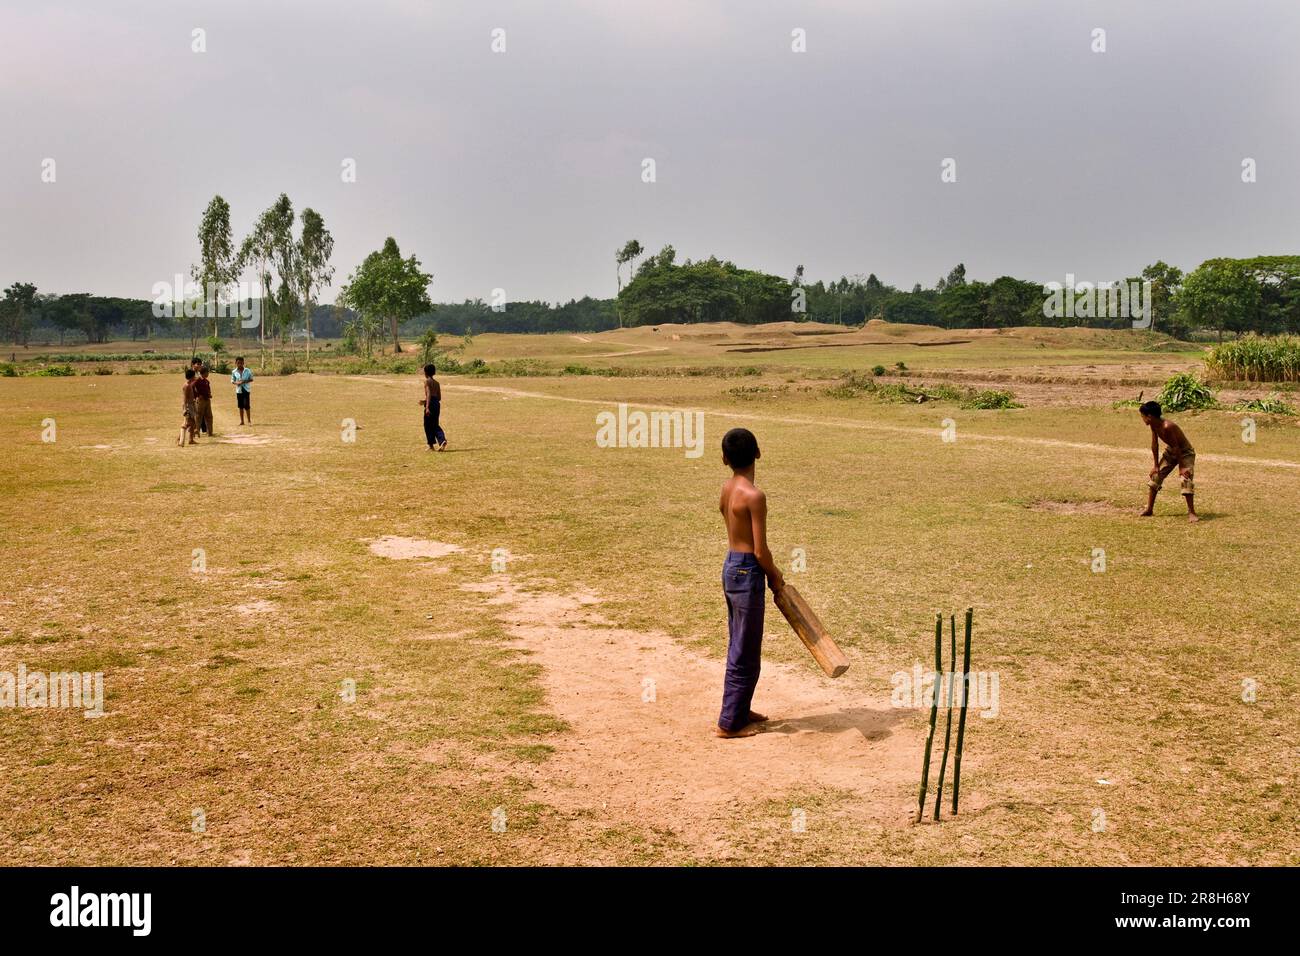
[2,323,1297,865]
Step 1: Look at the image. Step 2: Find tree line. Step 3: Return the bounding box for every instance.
[5,230,1298,344]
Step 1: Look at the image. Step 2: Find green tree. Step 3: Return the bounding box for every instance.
[338,237,434,355]
[1140,261,1185,335]
[1,282,38,345]
[295,208,334,369]
[1179,259,1262,340]
[984,276,1041,327]
[615,239,644,326]
[936,281,987,329]
[264,195,298,363]
[192,195,237,345]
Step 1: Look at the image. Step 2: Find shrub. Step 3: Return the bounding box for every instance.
[93,365,114,375]
[30,364,75,377]
[960,389,1021,410]
[871,365,887,376]
[1156,372,1218,411]
[127,366,149,375]
[728,384,789,399]
[279,359,298,376]
[491,359,549,377]
[0,363,16,377]
[1234,395,1296,415]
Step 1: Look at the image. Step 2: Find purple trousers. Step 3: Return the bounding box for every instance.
[718,551,766,731]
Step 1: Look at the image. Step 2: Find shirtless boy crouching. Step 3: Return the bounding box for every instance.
[1139,400,1199,523]
[716,427,785,739]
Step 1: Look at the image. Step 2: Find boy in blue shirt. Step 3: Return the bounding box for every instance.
[232,356,254,426]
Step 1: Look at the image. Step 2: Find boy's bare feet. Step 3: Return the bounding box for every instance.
[714,722,762,739]
[1187,513,1200,523]
[749,711,768,722]
[1138,509,1153,517]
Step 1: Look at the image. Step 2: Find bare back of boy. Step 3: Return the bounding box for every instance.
[720,475,760,553]
[1155,419,1191,456]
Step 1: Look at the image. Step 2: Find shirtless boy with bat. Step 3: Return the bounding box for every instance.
[716,427,784,739]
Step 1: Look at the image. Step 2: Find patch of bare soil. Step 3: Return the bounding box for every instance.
[218,434,275,446]
[232,599,276,615]
[1027,499,1130,516]
[461,575,923,857]
[367,537,463,560]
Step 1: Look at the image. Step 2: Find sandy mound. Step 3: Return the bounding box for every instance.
[367,537,463,560]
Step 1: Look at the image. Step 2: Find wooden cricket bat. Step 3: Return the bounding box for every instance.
[773,584,849,678]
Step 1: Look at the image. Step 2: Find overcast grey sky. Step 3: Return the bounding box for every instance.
[2,0,1298,304]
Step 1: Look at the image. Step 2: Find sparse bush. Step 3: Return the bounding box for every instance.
[871,365,887,376]
[826,371,1019,408]
[728,384,789,400]
[961,389,1021,410]
[1234,395,1296,415]
[279,359,298,376]
[0,363,16,377]
[94,365,114,375]
[30,364,75,377]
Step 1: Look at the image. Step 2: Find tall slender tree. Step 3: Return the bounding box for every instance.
[615,239,643,327]
[264,194,297,365]
[295,208,335,369]
[192,195,237,344]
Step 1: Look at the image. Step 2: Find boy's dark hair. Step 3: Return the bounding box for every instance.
[235,355,244,362]
[200,364,210,375]
[190,356,201,365]
[424,363,436,376]
[1139,400,1162,418]
[721,427,759,470]
[184,368,195,380]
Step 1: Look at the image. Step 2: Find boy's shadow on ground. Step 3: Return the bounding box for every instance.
[763,705,904,743]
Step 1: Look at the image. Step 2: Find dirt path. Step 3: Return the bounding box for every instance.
[461,575,920,856]
[445,382,1300,472]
